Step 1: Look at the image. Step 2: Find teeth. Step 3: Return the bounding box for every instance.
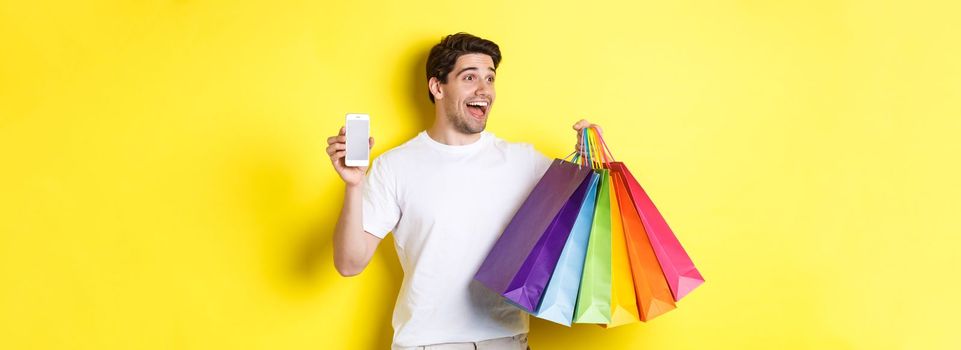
[467,101,489,107]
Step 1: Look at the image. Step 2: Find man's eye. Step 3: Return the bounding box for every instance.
[487,77,494,83]
[465,75,474,81]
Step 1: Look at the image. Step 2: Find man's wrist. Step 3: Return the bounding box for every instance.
[345,182,364,193]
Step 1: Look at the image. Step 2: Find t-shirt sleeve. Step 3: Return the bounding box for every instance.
[529,145,553,184]
[362,156,400,239]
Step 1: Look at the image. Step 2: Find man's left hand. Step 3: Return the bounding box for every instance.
[572,119,603,153]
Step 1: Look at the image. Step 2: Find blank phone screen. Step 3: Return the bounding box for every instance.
[346,119,369,161]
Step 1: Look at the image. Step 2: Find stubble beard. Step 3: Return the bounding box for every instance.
[445,105,486,134]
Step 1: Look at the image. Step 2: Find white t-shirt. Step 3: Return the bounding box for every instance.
[362,130,552,348]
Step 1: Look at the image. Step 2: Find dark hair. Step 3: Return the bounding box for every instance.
[425,32,501,103]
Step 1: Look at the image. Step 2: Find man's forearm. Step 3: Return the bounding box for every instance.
[333,184,370,276]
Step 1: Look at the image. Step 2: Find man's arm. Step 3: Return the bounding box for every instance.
[326,126,382,277]
[332,183,382,276]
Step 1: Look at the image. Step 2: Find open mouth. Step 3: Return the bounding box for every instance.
[466,100,489,119]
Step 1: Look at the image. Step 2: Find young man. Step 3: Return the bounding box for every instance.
[326,33,601,349]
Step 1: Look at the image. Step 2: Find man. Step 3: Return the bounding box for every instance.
[326,33,601,349]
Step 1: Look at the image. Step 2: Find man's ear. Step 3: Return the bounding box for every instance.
[428,77,444,101]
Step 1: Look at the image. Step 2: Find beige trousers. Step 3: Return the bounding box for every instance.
[394,333,530,350]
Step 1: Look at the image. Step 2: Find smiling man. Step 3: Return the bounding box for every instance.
[326,33,600,349]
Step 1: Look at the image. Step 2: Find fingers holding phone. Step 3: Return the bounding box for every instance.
[328,113,374,187]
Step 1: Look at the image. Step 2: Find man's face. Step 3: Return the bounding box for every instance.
[435,53,496,134]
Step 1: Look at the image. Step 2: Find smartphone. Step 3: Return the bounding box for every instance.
[345,113,370,167]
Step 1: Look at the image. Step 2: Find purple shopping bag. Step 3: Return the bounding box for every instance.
[474,159,593,303]
[503,172,594,312]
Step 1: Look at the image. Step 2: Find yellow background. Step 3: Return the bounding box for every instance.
[2,0,959,349]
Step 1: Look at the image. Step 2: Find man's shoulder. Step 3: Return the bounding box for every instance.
[370,133,425,167]
[488,133,549,162]
[488,132,536,152]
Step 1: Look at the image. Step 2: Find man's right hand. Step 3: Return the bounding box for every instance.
[327,126,381,277]
[327,126,375,187]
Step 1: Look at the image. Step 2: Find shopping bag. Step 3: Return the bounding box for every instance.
[579,127,639,328]
[572,168,613,324]
[606,168,641,327]
[610,163,677,321]
[474,159,593,300]
[504,172,594,312]
[615,164,704,301]
[588,126,704,302]
[534,171,601,326]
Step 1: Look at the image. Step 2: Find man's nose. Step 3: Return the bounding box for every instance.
[475,83,492,97]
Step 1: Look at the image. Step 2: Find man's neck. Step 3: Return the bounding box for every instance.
[426,123,482,146]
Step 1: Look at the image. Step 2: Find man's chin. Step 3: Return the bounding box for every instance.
[460,126,485,134]
[448,111,487,134]
[455,123,485,135]
[467,118,487,134]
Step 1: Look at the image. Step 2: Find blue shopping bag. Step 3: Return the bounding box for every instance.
[534,171,601,326]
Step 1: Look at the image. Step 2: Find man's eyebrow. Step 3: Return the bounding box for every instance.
[456,66,496,76]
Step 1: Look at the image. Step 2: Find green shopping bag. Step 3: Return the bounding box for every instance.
[573,168,613,324]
